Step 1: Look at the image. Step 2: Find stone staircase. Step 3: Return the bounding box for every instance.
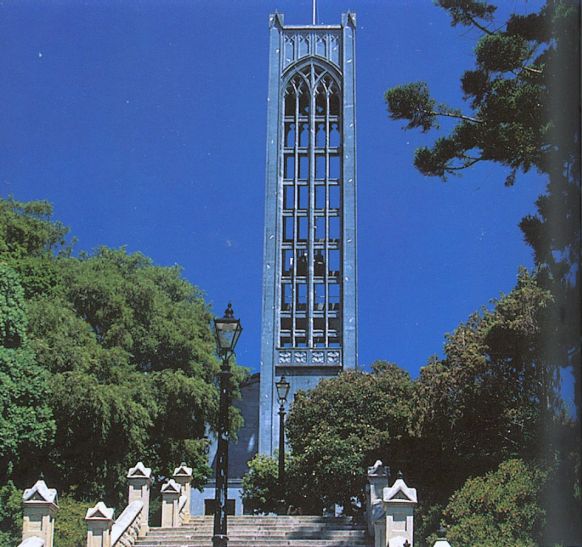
[136,515,373,546]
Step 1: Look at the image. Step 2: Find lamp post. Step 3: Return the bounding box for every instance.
[212,303,242,547]
[275,375,290,513]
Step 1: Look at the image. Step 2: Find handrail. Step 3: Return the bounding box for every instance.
[111,500,144,546]
[19,538,44,547]
[178,494,187,525]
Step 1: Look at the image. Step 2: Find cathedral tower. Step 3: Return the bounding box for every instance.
[259,12,358,455]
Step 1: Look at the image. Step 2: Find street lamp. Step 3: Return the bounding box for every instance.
[212,303,242,547]
[275,375,290,513]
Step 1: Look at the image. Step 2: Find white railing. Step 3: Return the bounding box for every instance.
[111,501,144,547]
[178,495,187,525]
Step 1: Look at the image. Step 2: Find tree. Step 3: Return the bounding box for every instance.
[285,363,414,513]
[0,198,69,260]
[0,264,55,483]
[443,459,548,547]
[385,0,581,414]
[25,248,223,502]
[53,494,96,547]
[0,197,242,507]
[413,270,559,500]
[386,1,578,181]
[241,454,281,515]
[0,481,22,547]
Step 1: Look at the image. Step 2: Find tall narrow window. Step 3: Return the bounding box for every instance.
[280,61,343,353]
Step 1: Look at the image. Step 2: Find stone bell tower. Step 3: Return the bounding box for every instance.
[259,12,358,455]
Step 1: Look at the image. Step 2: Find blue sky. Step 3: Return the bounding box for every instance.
[0,0,547,377]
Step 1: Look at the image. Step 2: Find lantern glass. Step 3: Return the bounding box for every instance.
[276,376,290,405]
[213,304,242,354]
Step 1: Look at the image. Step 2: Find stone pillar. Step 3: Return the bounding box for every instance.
[85,502,114,547]
[172,462,193,516]
[383,472,417,547]
[366,460,389,546]
[127,462,152,536]
[433,525,452,547]
[22,480,59,547]
[160,479,181,528]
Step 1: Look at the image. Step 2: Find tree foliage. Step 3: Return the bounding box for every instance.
[0,197,240,511]
[268,270,577,543]
[386,1,578,180]
[53,495,96,547]
[0,264,55,480]
[285,363,414,513]
[0,482,22,547]
[241,454,281,515]
[385,0,581,416]
[443,459,548,547]
[414,269,559,492]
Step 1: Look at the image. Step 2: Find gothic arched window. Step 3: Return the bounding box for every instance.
[280,60,342,348]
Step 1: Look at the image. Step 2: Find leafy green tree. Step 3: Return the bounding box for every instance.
[241,454,280,515]
[443,459,548,547]
[54,495,96,547]
[0,482,22,547]
[0,197,242,508]
[24,249,222,502]
[0,198,69,260]
[0,264,54,483]
[286,363,414,513]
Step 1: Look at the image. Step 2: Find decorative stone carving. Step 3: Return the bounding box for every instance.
[127,462,152,536]
[282,31,342,68]
[312,351,325,364]
[85,502,114,547]
[327,350,340,364]
[22,480,58,547]
[294,351,307,364]
[279,351,292,364]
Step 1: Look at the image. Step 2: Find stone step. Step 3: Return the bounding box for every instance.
[184,517,359,524]
[138,516,373,547]
[150,525,367,532]
[141,534,368,541]
[146,531,368,536]
[136,538,370,547]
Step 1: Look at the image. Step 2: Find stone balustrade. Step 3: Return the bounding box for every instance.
[18,460,194,547]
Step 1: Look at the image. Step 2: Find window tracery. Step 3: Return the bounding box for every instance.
[280,59,342,350]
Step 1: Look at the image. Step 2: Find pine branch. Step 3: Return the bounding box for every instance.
[468,15,495,36]
[446,158,484,171]
[426,109,483,124]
